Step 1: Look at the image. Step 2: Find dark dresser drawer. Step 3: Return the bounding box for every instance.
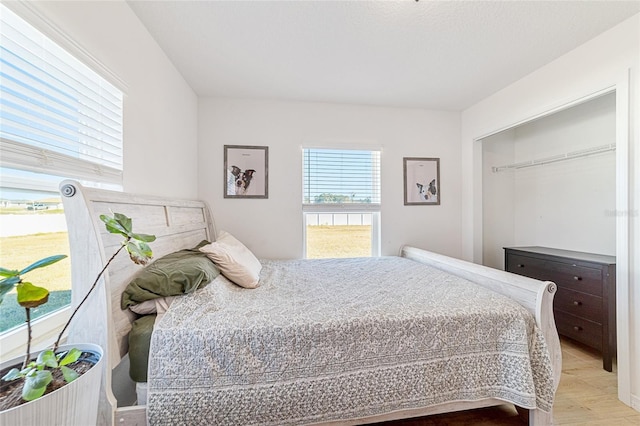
[554,311,602,349]
[554,288,603,321]
[506,253,603,295]
[506,253,550,280]
[504,246,616,372]
[540,260,603,296]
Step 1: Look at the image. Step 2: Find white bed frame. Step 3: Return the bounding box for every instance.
[60,180,561,426]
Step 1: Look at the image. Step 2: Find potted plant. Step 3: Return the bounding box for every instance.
[0,212,155,425]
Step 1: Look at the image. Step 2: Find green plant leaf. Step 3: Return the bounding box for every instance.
[2,368,21,381]
[58,348,82,366]
[22,370,52,401]
[138,241,153,257]
[113,212,132,233]
[126,241,153,265]
[16,282,49,308]
[19,255,67,275]
[20,366,35,375]
[131,232,156,243]
[0,267,19,278]
[100,215,128,235]
[0,276,20,286]
[0,279,19,304]
[60,365,80,383]
[36,350,58,368]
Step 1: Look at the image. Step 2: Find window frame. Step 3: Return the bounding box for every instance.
[0,3,124,349]
[302,146,382,258]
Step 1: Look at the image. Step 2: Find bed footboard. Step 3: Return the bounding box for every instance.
[401,245,561,423]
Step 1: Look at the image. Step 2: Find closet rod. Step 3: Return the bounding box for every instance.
[491,143,616,173]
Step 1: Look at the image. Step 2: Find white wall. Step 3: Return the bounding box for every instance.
[17,0,199,198]
[482,129,515,269]
[462,14,639,410]
[198,98,461,259]
[513,94,617,255]
[482,93,617,270]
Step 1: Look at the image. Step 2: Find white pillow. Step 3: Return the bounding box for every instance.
[129,296,176,316]
[199,231,262,288]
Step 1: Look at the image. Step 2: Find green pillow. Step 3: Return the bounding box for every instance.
[128,314,156,382]
[121,242,220,309]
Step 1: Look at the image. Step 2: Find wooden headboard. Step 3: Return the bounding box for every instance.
[60,180,216,424]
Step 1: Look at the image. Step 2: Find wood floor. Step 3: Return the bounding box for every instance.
[376,337,640,425]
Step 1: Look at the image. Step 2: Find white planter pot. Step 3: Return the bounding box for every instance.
[0,343,103,426]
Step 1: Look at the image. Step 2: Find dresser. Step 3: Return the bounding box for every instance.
[504,246,616,371]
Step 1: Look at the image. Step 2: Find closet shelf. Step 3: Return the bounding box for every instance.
[491,143,616,173]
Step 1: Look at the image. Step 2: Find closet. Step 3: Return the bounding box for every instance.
[481,92,616,270]
[481,92,617,370]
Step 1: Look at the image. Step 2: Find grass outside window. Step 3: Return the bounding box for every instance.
[306,225,371,259]
[0,232,71,333]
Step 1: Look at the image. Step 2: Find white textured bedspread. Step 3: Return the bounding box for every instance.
[148,256,554,425]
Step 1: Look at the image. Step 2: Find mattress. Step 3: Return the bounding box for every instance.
[147,256,554,425]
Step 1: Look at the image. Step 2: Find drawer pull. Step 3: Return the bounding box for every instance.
[573,276,582,281]
[573,326,582,332]
[573,301,582,306]
[517,264,525,268]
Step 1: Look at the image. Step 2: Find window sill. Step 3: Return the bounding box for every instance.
[0,306,70,362]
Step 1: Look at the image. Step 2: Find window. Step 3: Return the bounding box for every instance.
[0,4,123,347]
[303,148,381,258]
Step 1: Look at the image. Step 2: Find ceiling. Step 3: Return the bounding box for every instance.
[128,1,640,111]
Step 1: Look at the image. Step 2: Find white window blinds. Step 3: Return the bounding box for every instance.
[0,5,123,186]
[303,148,381,209]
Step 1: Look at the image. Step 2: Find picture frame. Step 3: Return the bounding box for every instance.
[403,157,440,205]
[224,145,269,199]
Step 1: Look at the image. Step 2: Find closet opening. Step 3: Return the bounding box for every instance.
[481,92,616,271]
[480,91,618,385]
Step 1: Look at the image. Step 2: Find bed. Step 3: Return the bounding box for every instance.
[59,180,561,426]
